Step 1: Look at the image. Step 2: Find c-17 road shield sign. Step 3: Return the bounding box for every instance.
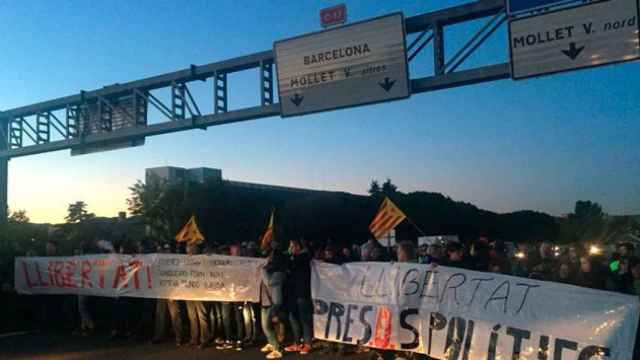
[274,13,410,117]
[509,0,640,80]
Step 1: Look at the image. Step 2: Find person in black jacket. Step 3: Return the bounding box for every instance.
[283,239,313,355]
[444,242,474,270]
[573,256,607,290]
[529,242,558,281]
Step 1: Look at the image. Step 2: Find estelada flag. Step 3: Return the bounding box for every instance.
[369,197,406,240]
[175,215,205,244]
[260,210,275,251]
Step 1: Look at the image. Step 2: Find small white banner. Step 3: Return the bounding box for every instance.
[311,260,640,359]
[417,235,459,246]
[14,254,265,302]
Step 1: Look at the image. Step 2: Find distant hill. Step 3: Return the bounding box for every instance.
[279,190,559,245]
[16,181,567,249]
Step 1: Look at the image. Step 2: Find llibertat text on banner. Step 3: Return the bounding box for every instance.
[311,260,640,360]
[15,254,265,302]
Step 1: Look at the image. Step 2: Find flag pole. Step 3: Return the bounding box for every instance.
[403,215,427,237]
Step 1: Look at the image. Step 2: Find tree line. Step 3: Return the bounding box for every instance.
[0,179,631,263]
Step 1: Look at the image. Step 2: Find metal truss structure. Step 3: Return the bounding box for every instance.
[0,0,508,221]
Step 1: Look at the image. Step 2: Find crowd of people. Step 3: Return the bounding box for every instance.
[5,236,640,359]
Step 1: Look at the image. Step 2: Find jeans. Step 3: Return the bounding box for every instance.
[186,300,210,344]
[289,298,313,344]
[209,302,224,339]
[154,299,185,342]
[221,302,244,341]
[77,295,94,331]
[112,298,130,335]
[242,302,257,341]
[261,306,279,349]
[133,298,155,338]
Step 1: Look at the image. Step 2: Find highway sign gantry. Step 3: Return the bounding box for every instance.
[507,0,576,15]
[509,0,640,80]
[274,13,410,117]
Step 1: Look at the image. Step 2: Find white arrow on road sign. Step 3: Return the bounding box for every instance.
[509,0,640,80]
[274,13,410,117]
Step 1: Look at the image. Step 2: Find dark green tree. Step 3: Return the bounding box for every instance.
[65,201,94,224]
[381,178,398,196]
[573,200,604,220]
[368,180,381,196]
[8,209,29,224]
[570,200,606,243]
[128,180,180,242]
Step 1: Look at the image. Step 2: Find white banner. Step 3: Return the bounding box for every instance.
[15,254,265,302]
[311,260,640,360]
[417,235,459,246]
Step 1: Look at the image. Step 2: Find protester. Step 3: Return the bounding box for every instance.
[619,242,635,259]
[360,238,380,261]
[510,244,530,278]
[393,242,418,360]
[629,257,640,297]
[318,244,351,356]
[608,257,634,293]
[488,239,510,274]
[202,244,225,346]
[185,242,210,349]
[323,245,342,265]
[74,247,94,337]
[470,237,490,272]
[132,240,155,339]
[488,260,508,274]
[110,242,133,340]
[340,246,355,263]
[19,228,640,358]
[39,241,66,333]
[444,242,473,270]
[567,245,582,275]
[529,242,557,281]
[283,239,313,355]
[397,241,417,263]
[260,242,287,359]
[573,255,607,290]
[217,245,245,351]
[152,243,186,347]
[553,263,574,284]
[425,244,444,265]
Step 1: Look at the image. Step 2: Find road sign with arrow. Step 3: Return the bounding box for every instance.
[274,13,410,117]
[508,0,640,80]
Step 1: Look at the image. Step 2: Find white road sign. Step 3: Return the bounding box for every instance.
[509,0,640,80]
[274,13,410,117]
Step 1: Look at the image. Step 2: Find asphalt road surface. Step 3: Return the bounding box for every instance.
[0,332,373,360]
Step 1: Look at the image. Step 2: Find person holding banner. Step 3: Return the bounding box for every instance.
[185,242,211,349]
[39,240,67,333]
[216,244,246,351]
[110,242,133,340]
[283,239,313,355]
[152,243,186,347]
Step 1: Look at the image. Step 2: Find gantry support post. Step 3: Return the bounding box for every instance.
[0,117,8,223]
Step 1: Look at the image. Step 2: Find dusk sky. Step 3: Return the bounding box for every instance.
[1,0,638,223]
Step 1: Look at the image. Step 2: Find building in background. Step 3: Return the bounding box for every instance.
[145,166,319,195]
[146,166,222,186]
